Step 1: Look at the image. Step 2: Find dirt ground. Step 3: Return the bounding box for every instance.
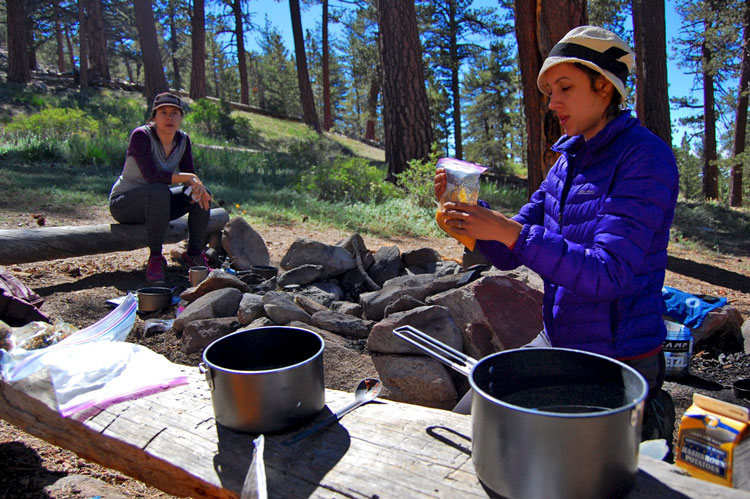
[1,206,749,498]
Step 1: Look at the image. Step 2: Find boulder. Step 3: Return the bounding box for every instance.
[294,294,329,315]
[369,245,403,286]
[237,293,265,326]
[337,233,375,270]
[292,282,342,307]
[402,247,441,269]
[173,288,243,332]
[221,217,270,270]
[372,354,458,410]
[432,260,462,277]
[692,306,745,348]
[743,319,750,353]
[179,270,251,302]
[330,300,363,318]
[360,273,463,321]
[182,317,241,354]
[383,295,425,317]
[427,275,543,359]
[280,238,356,278]
[310,310,374,339]
[262,291,312,325]
[277,264,324,287]
[245,317,275,329]
[368,305,462,355]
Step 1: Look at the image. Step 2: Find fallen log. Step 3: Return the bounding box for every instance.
[0,208,229,265]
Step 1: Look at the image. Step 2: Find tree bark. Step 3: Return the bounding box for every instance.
[702,34,719,200]
[513,0,586,197]
[231,0,250,105]
[322,0,332,131]
[365,65,380,141]
[133,0,169,102]
[632,0,671,146]
[167,0,182,91]
[377,0,432,181]
[448,1,463,160]
[290,0,322,132]
[86,0,110,82]
[730,0,750,207]
[78,0,88,87]
[190,0,207,99]
[7,0,31,83]
[64,24,76,73]
[54,0,66,73]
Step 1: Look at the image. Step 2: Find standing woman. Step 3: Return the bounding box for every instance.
[436,26,679,443]
[109,93,212,284]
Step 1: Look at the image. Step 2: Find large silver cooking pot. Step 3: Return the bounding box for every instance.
[394,326,648,499]
[201,326,325,433]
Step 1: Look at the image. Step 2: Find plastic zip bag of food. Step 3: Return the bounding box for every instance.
[435,157,487,250]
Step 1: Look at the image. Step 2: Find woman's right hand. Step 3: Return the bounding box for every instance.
[434,168,447,202]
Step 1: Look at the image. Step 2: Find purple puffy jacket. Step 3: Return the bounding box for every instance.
[477,111,679,359]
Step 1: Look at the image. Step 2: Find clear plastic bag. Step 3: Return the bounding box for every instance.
[0,293,137,382]
[435,157,487,250]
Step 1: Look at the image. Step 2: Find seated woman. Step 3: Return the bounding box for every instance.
[436,26,678,444]
[109,92,212,284]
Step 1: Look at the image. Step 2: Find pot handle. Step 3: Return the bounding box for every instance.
[393,325,476,377]
[199,362,214,391]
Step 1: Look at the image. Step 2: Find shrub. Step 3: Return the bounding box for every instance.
[298,157,397,204]
[394,149,441,208]
[184,98,255,144]
[5,108,99,139]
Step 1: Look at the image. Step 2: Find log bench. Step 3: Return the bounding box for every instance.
[0,207,229,265]
[1,365,747,498]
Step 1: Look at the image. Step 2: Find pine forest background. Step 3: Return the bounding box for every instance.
[1,0,750,210]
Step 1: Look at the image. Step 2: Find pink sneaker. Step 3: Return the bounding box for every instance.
[146,255,167,283]
[179,250,209,268]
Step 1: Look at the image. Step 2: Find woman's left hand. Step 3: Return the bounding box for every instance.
[441,202,522,248]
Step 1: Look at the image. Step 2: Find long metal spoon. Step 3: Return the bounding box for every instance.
[283,378,382,445]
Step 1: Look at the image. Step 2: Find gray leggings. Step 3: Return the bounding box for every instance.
[109,183,209,256]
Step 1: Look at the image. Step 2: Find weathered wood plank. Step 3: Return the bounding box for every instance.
[0,207,229,265]
[1,366,748,498]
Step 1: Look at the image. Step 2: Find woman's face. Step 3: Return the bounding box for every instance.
[153,105,183,136]
[542,63,613,140]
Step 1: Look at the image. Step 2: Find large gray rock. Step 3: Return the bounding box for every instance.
[331,300,363,318]
[237,293,265,326]
[692,306,745,347]
[294,294,329,315]
[292,282,342,307]
[427,275,543,359]
[743,319,750,353]
[360,273,464,321]
[221,217,270,270]
[372,354,458,410]
[369,245,403,286]
[44,475,128,499]
[280,238,356,278]
[262,291,312,325]
[310,310,374,339]
[277,264,324,287]
[180,270,251,302]
[182,316,241,354]
[173,288,243,332]
[383,295,425,317]
[368,305,462,355]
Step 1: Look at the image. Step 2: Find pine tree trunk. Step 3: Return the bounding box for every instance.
[54,0,66,73]
[133,0,169,102]
[633,0,671,146]
[731,0,750,207]
[290,0,322,132]
[64,25,76,74]
[7,0,31,83]
[86,0,110,82]
[377,0,432,181]
[702,37,719,200]
[190,0,207,99]
[365,66,380,141]
[168,0,182,90]
[322,0,332,131]
[232,0,249,105]
[26,15,36,70]
[449,1,463,160]
[78,0,89,87]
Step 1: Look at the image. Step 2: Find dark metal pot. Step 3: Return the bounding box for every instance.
[394,326,648,499]
[200,326,325,433]
[136,287,172,313]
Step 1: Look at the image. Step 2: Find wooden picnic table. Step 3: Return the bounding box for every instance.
[1,365,748,499]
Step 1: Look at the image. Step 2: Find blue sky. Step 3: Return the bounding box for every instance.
[241,0,702,147]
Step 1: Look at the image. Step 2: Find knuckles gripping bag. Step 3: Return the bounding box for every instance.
[435,157,487,251]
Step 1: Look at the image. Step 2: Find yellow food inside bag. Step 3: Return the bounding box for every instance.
[436,210,476,251]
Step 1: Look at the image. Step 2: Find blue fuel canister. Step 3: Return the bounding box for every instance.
[663,320,693,379]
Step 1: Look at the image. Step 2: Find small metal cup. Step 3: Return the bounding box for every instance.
[189,266,209,287]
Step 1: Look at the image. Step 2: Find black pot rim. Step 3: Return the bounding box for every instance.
[732,378,750,399]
